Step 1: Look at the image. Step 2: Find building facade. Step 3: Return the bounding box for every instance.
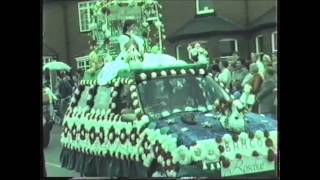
[43,0,277,69]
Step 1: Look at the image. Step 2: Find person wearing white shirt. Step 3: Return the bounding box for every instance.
[256,57,265,79]
[218,60,232,89]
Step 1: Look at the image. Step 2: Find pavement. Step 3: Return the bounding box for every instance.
[44,124,80,177]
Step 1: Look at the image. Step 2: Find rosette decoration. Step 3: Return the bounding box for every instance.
[172,145,192,165]
[190,144,207,162]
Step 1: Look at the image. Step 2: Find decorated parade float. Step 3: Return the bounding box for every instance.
[60,0,278,177]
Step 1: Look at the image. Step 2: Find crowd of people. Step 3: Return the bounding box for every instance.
[42,70,82,124]
[209,52,277,119]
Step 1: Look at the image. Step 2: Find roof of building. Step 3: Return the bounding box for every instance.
[247,6,276,31]
[169,15,245,42]
[169,6,277,42]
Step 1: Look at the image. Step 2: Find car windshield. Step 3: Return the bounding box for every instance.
[138,75,230,119]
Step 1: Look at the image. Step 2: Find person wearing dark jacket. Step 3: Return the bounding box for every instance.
[58,76,73,99]
[257,67,276,118]
[57,75,73,119]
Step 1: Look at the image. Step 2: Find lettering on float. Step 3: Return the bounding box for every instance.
[221,157,275,177]
[223,138,264,152]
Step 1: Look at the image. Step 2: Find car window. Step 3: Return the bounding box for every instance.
[138,75,230,118]
[114,84,134,114]
[93,86,111,109]
[77,87,90,107]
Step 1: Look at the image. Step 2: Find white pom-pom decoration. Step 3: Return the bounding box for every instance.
[223,134,232,143]
[170,70,176,75]
[111,103,116,109]
[155,20,162,28]
[151,72,157,78]
[141,115,149,122]
[140,73,147,80]
[75,89,80,95]
[180,69,186,75]
[131,92,138,99]
[133,99,139,107]
[160,71,167,76]
[134,108,141,114]
[166,159,171,166]
[239,132,248,140]
[131,134,135,140]
[121,133,125,140]
[128,79,134,85]
[112,91,118,98]
[199,68,205,75]
[255,130,264,139]
[130,85,136,92]
[114,81,120,87]
[189,69,195,74]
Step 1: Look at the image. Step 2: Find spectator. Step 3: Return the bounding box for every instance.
[250,52,258,63]
[251,63,263,95]
[231,61,248,90]
[72,72,80,86]
[66,72,74,87]
[242,62,262,113]
[232,82,243,99]
[232,51,239,62]
[217,60,232,89]
[210,58,220,77]
[240,84,256,111]
[273,87,277,118]
[56,74,73,121]
[257,53,272,80]
[241,63,257,88]
[58,74,73,99]
[262,54,272,68]
[257,67,276,118]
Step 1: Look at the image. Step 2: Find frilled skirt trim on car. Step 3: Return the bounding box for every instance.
[60,148,150,177]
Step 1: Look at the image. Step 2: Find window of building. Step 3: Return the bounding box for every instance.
[176,44,182,60]
[218,39,238,58]
[272,31,277,53]
[175,44,189,61]
[76,56,90,71]
[196,0,215,15]
[43,56,53,65]
[78,1,97,32]
[255,35,264,53]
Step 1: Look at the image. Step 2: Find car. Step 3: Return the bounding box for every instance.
[59,0,277,178]
[60,62,277,178]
